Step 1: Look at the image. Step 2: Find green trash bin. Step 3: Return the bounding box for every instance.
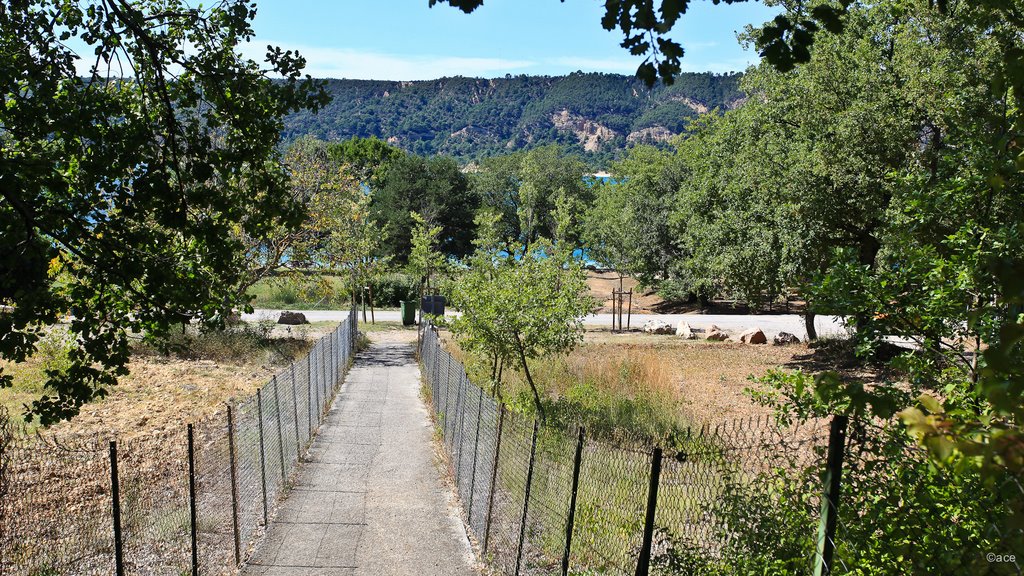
[400,300,417,326]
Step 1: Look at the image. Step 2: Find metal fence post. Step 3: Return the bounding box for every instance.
[226,406,242,566]
[256,387,268,522]
[108,440,125,576]
[814,414,849,576]
[561,426,586,576]
[307,352,314,436]
[290,363,301,453]
[313,346,321,424]
[635,447,663,576]
[272,376,286,482]
[515,420,541,576]
[483,404,506,554]
[467,386,484,521]
[315,340,323,416]
[452,369,465,468]
[187,425,199,576]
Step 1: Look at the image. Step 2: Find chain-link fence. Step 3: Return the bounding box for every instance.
[420,323,1024,576]
[0,309,358,576]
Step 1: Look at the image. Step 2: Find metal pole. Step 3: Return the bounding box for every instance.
[515,420,541,576]
[307,352,314,436]
[454,371,467,478]
[635,447,663,576]
[814,415,849,576]
[467,386,484,521]
[561,427,586,576]
[290,363,301,453]
[272,375,286,482]
[226,406,242,566]
[483,404,506,554]
[313,344,321,424]
[256,390,269,524]
[109,440,125,576]
[187,425,199,576]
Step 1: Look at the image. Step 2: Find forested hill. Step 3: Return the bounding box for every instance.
[282,72,744,164]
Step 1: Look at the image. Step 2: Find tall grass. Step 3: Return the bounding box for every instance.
[457,340,686,442]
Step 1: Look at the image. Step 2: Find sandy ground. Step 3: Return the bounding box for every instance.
[586,270,665,313]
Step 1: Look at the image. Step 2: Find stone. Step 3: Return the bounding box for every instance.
[773,331,801,346]
[278,311,309,325]
[740,328,767,345]
[642,320,675,335]
[705,326,730,341]
[675,320,696,339]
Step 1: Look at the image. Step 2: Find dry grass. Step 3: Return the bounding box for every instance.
[0,322,338,437]
[585,330,807,425]
[443,327,810,440]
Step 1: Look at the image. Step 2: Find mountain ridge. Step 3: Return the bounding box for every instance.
[282,71,744,164]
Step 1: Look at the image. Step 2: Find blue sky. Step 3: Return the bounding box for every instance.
[243,0,779,80]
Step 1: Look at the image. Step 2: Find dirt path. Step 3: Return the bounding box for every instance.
[243,330,478,576]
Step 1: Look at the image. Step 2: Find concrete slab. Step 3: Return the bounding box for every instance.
[243,337,477,576]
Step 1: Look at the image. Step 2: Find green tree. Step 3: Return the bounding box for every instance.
[1,0,325,424]
[472,145,590,246]
[372,154,478,263]
[585,145,684,290]
[326,136,403,188]
[449,229,595,419]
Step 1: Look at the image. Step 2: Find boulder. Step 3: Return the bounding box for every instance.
[705,325,730,341]
[277,311,309,325]
[642,320,675,335]
[740,328,767,345]
[675,320,696,339]
[773,331,801,346]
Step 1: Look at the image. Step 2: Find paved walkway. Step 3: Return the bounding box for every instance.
[245,309,847,341]
[244,333,478,576]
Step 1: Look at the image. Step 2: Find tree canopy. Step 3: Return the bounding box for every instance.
[1,0,325,423]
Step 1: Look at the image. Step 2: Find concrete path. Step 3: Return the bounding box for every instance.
[243,332,477,576]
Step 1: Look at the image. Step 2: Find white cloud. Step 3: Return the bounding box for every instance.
[243,41,536,80]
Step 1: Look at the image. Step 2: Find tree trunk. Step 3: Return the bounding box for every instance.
[514,333,544,421]
[805,311,818,341]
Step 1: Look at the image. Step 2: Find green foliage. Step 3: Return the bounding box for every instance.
[585,145,683,285]
[448,227,596,418]
[432,0,851,85]
[0,0,325,424]
[282,72,744,164]
[471,145,591,247]
[373,155,478,263]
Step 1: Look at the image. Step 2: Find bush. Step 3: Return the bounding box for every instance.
[134,322,310,364]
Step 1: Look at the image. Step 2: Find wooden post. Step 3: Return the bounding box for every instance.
[626,289,632,331]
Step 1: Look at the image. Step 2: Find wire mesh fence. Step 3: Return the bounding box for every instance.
[0,309,358,576]
[419,323,1024,576]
